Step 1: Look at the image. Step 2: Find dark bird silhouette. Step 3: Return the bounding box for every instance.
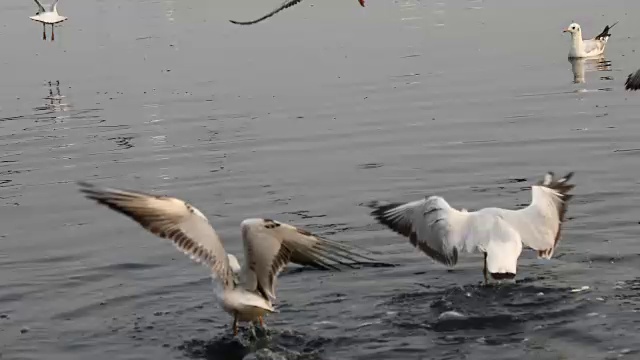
[230,0,365,26]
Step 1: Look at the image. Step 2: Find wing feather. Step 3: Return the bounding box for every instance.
[229,0,304,25]
[592,21,618,41]
[625,69,640,91]
[497,172,575,259]
[78,182,234,288]
[229,0,365,26]
[241,218,377,300]
[583,39,605,56]
[369,197,470,267]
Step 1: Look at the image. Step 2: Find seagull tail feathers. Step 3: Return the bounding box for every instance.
[594,21,619,41]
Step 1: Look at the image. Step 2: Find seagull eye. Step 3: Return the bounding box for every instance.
[571,26,576,30]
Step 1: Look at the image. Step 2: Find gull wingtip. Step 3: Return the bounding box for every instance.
[77,181,100,196]
[77,180,94,188]
[563,171,575,181]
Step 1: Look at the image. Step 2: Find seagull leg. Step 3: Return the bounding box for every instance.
[483,252,489,286]
[51,25,55,41]
[258,315,269,336]
[42,23,46,40]
[232,314,238,336]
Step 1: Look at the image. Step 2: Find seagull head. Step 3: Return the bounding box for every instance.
[563,23,581,35]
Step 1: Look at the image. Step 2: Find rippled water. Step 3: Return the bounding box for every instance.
[2,0,640,359]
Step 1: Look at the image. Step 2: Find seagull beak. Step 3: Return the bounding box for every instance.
[563,28,570,33]
[358,0,365,7]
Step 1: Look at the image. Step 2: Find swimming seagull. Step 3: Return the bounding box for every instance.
[78,182,378,335]
[563,21,618,58]
[368,172,575,284]
[625,69,640,91]
[30,0,67,41]
[229,0,365,26]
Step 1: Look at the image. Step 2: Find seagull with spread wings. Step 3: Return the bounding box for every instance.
[30,0,67,41]
[229,0,365,26]
[78,182,378,335]
[368,172,575,284]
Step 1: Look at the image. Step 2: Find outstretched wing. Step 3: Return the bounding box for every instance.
[229,0,304,26]
[369,196,477,267]
[229,0,365,26]
[499,172,575,259]
[78,182,235,288]
[240,218,374,300]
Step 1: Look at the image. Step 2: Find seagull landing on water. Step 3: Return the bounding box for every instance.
[229,0,365,26]
[563,21,618,58]
[78,182,379,336]
[30,0,67,41]
[368,172,575,285]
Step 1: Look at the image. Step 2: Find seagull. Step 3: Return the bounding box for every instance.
[368,172,575,285]
[78,182,378,335]
[625,69,640,91]
[229,0,365,26]
[563,21,618,58]
[30,0,67,41]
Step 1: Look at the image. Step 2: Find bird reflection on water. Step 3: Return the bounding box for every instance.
[568,56,611,84]
[35,80,70,113]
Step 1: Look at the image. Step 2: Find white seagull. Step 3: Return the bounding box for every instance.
[563,22,618,58]
[368,172,575,284]
[30,0,67,41]
[78,182,378,335]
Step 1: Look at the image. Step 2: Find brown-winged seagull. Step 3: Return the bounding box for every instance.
[78,182,377,335]
[368,172,575,284]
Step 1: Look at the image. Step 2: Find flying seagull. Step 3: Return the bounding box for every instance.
[30,0,67,41]
[368,172,575,284]
[563,21,618,58]
[229,0,365,26]
[78,182,378,335]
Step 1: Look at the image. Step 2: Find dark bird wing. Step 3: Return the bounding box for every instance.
[229,0,304,26]
[625,69,640,91]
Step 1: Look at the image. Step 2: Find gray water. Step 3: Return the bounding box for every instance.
[2,0,640,359]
